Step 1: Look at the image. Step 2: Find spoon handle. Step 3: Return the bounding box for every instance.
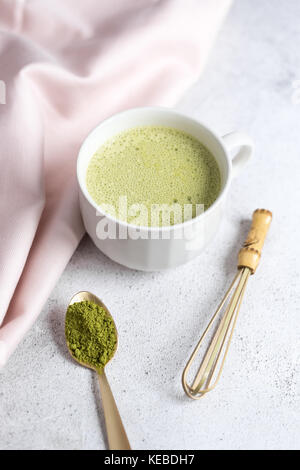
[98,371,131,450]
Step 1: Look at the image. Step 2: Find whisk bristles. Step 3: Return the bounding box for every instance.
[182,267,251,399]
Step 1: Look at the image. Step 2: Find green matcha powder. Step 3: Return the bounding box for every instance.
[65,301,117,372]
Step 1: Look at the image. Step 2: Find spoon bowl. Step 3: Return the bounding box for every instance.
[65,290,131,450]
[67,290,118,371]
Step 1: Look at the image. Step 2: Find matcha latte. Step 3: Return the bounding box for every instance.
[86,126,221,227]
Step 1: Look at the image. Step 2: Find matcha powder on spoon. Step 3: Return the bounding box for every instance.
[65,301,117,372]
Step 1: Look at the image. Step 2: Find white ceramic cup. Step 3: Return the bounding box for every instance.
[77,107,253,271]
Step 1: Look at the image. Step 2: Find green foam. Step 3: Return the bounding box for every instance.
[86,126,221,226]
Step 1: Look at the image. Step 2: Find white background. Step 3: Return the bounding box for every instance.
[1,0,299,450]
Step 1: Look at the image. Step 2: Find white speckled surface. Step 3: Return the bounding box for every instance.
[1,0,299,450]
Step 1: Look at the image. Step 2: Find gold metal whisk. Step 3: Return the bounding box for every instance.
[182,209,272,400]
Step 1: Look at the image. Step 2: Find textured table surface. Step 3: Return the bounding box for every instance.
[1,0,299,450]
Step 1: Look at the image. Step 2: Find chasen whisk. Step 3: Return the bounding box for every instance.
[182,209,272,399]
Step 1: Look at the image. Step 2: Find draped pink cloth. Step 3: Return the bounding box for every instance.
[0,0,232,367]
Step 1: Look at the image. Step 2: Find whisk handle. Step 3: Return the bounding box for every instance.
[238,209,272,274]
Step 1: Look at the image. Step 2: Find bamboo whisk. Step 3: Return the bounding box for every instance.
[182,209,272,400]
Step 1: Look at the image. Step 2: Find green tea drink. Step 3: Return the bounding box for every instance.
[86,126,221,226]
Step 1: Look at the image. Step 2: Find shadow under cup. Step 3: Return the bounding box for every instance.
[77,107,244,271]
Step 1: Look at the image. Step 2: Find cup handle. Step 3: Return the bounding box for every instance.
[222,132,254,178]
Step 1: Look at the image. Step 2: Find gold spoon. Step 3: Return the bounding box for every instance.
[65,290,131,450]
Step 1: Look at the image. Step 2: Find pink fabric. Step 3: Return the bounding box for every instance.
[0,0,231,367]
